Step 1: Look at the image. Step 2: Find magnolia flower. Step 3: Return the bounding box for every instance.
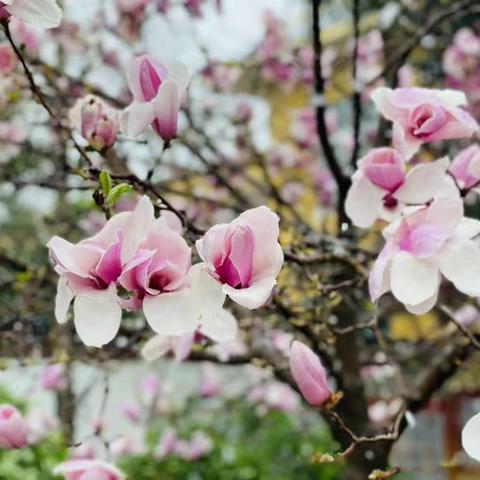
[155,428,178,459]
[289,341,331,407]
[0,44,16,74]
[449,145,480,190]
[345,148,447,228]
[199,363,222,398]
[41,363,66,391]
[139,374,160,406]
[122,55,189,142]
[183,431,213,461]
[0,404,28,449]
[69,95,119,151]
[462,412,480,461]
[369,195,480,314]
[196,206,284,309]
[249,382,299,413]
[120,400,142,423]
[371,87,478,159]
[53,460,125,480]
[143,264,238,342]
[141,331,195,362]
[9,18,41,56]
[0,0,61,29]
[47,197,155,347]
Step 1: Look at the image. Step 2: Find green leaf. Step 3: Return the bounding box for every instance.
[107,183,133,207]
[99,171,112,197]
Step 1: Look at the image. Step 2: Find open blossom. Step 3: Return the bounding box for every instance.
[70,95,119,150]
[196,206,284,309]
[345,148,447,228]
[122,55,189,142]
[141,331,195,362]
[369,195,480,314]
[53,460,124,480]
[462,412,480,462]
[47,196,155,347]
[0,0,61,29]
[371,87,478,159]
[0,404,28,449]
[449,145,480,190]
[289,341,331,407]
[443,28,480,82]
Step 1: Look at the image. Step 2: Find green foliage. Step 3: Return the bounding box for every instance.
[0,436,67,480]
[120,405,340,480]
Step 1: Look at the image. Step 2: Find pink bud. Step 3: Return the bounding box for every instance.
[0,44,17,74]
[289,341,331,407]
[0,404,29,449]
[121,400,141,423]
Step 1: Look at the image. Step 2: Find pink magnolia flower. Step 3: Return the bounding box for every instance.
[371,87,478,159]
[70,443,96,460]
[184,0,205,17]
[155,428,178,459]
[0,44,16,74]
[69,95,119,151]
[122,55,189,142]
[249,382,299,413]
[9,18,41,55]
[449,145,480,190]
[202,61,240,91]
[109,433,144,458]
[183,431,213,461]
[141,331,195,362]
[199,363,222,398]
[53,460,124,480]
[369,195,480,314]
[289,341,331,407]
[139,374,160,406]
[41,363,66,391]
[0,0,61,29]
[345,148,447,228]
[0,404,28,449]
[443,29,480,82]
[116,0,149,14]
[142,263,238,343]
[47,196,155,347]
[462,412,480,461]
[120,400,141,423]
[196,206,284,309]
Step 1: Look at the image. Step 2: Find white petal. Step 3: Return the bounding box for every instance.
[143,290,196,336]
[73,289,122,347]
[200,309,238,343]
[345,176,383,228]
[439,240,480,296]
[166,62,190,100]
[396,160,446,204]
[141,335,172,362]
[121,195,155,263]
[462,413,480,461]
[189,264,225,320]
[120,102,155,138]
[6,0,62,28]
[454,217,480,239]
[55,277,73,324]
[405,291,438,315]
[223,276,276,309]
[390,252,440,305]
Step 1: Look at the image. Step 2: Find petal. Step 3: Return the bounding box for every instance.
[405,291,438,315]
[141,335,172,362]
[453,217,480,239]
[166,62,190,100]
[439,239,480,296]
[143,289,196,336]
[462,412,480,462]
[55,276,74,324]
[223,276,276,309]
[200,309,237,343]
[73,288,122,347]
[368,242,395,301]
[392,122,421,160]
[173,332,195,361]
[152,81,180,141]
[396,160,446,204]
[120,102,155,138]
[6,0,62,29]
[426,195,463,232]
[121,196,155,264]
[390,252,440,305]
[345,176,383,228]
[189,264,226,320]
